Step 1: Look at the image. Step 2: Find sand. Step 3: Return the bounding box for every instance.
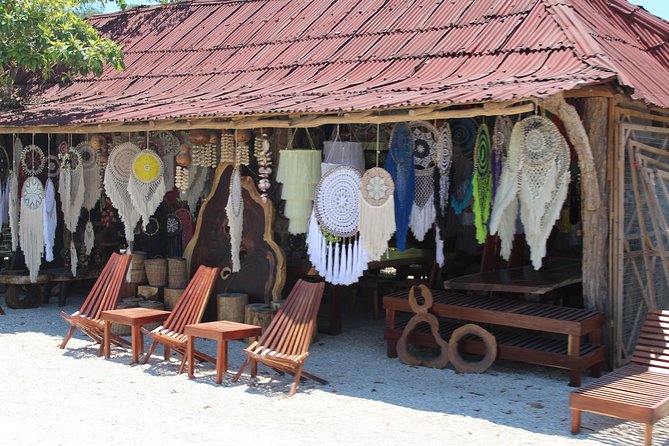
[1,294,667,446]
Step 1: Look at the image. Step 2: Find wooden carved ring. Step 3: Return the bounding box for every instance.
[448,324,497,374]
[408,284,433,314]
[397,312,449,369]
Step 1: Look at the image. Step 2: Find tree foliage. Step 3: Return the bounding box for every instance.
[0,0,125,108]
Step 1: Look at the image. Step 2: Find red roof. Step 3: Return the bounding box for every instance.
[3,0,669,127]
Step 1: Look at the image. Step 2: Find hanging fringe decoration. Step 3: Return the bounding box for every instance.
[254,132,272,200]
[385,123,415,251]
[410,167,436,241]
[450,119,477,215]
[158,131,179,192]
[76,142,100,210]
[0,176,9,228]
[58,149,85,233]
[472,123,492,244]
[9,172,19,251]
[433,124,452,267]
[19,177,45,282]
[276,149,321,234]
[492,116,513,200]
[359,167,395,261]
[70,239,78,277]
[226,167,244,272]
[43,178,57,262]
[104,142,142,244]
[127,149,167,229]
[84,219,95,256]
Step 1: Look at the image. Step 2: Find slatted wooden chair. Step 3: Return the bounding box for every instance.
[59,253,131,353]
[232,279,327,397]
[140,265,219,372]
[570,309,669,446]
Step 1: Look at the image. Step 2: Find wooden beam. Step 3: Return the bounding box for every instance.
[616,107,669,127]
[563,85,615,98]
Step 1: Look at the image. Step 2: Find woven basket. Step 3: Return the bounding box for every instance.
[144,258,167,287]
[128,251,147,283]
[137,300,165,331]
[167,258,188,289]
[110,300,137,336]
[137,285,160,301]
[163,288,183,311]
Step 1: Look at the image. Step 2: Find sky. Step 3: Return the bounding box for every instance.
[103,1,669,19]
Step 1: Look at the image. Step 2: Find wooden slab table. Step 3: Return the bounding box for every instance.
[46,268,102,306]
[185,321,261,384]
[102,308,171,364]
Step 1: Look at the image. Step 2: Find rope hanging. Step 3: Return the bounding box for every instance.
[127,149,167,229]
[104,142,141,244]
[384,122,415,251]
[472,123,492,244]
[226,167,244,273]
[20,177,45,282]
[70,239,78,277]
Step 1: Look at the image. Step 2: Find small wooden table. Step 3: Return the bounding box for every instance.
[102,308,171,364]
[185,321,261,384]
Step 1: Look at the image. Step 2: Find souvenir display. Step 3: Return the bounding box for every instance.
[190,131,218,168]
[58,148,85,233]
[450,119,477,215]
[128,149,167,229]
[307,166,369,285]
[76,142,100,211]
[9,172,18,251]
[225,167,244,272]
[490,115,570,269]
[220,131,235,163]
[492,116,513,199]
[235,129,251,166]
[384,122,414,251]
[104,142,142,244]
[433,124,452,267]
[19,176,45,282]
[175,165,189,192]
[43,178,57,262]
[359,167,395,261]
[254,131,272,199]
[276,149,321,234]
[84,219,95,256]
[158,131,180,191]
[472,123,492,244]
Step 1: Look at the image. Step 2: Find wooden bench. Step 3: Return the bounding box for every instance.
[570,310,669,446]
[384,289,605,386]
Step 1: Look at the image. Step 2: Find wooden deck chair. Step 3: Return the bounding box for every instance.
[59,253,131,353]
[233,279,327,397]
[141,265,219,372]
[570,310,669,446]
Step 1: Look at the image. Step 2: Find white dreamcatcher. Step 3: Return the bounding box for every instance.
[20,177,45,282]
[225,167,244,273]
[127,149,167,229]
[409,121,438,241]
[76,142,100,211]
[58,148,85,233]
[104,142,141,244]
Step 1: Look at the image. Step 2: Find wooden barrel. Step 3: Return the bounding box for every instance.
[128,251,146,283]
[244,303,277,341]
[144,258,167,287]
[163,288,183,311]
[167,258,188,289]
[217,293,248,323]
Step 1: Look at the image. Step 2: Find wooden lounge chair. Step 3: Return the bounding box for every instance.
[570,309,669,446]
[59,253,131,352]
[141,265,219,372]
[232,279,327,397]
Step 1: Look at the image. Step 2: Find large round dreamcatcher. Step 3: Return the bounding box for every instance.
[104,142,141,243]
[472,123,492,244]
[128,149,167,229]
[20,145,46,177]
[408,121,437,241]
[410,121,438,169]
[359,167,396,261]
[20,176,45,282]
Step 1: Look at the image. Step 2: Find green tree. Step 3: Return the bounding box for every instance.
[0,0,125,108]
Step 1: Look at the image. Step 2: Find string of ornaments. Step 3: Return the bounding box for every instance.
[254,131,272,199]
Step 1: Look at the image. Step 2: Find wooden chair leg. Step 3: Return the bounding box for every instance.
[570,409,581,434]
[177,354,187,375]
[301,370,329,385]
[251,359,257,378]
[644,424,653,446]
[287,363,305,398]
[232,358,251,383]
[164,345,171,361]
[59,326,76,349]
[0,305,5,315]
[142,341,158,364]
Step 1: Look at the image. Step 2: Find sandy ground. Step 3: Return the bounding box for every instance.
[1,292,668,446]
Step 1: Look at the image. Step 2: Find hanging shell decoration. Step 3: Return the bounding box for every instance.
[176,144,192,167]
[175,166,189,192]
[254,130,272,199]
[190,130,218,168]
[220,130,235,163]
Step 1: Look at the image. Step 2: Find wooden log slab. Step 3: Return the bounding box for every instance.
[163,288,183,311]
[0,272,51,310]
[217,293,248,322]
[245,303,277,341]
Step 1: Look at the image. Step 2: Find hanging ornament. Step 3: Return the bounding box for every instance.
[254,131,272,200]
[58,149,85,233]
[9,172,19,251]
[175,165,189,192]
[47,154,60,179]
[472,123,492,244]
[492,116,513,199]
[409,121,438,241]
[76,142,100,210]
[235,130,251,166]
[84,219,95,256]
[410,121,438,169]
[127,149,167,229]
[20,145,46,177]
[70,239,78,277]
[104,142,142,244]
[20,177,45,282]
[158,131,179,191]
[433,124,453,267]
[165,214,181,237]
[276,149,321,234]
[220,131,235,163]
[226,167,244,273]
[384,123,415,251]
[450,119,477,215]
[43,178,57,262]
[359,167,395,261]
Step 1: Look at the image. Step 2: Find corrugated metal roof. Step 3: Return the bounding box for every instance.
[2,0,669,127]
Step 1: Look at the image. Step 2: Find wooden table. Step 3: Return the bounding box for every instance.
[47,268,102,306]
[443,261,582,295]
[185,321,261,384]
[102,308,171,364]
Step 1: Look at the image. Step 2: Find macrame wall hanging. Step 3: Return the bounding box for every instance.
[450,119,477,215]
[43,178,57,262]
[254,131,272,199]
[489,115,570,270]
[433,124,452,267]
[182,163,210,209]
[276,133,321,234]
[307,166,369,285]
[409,121,437,241]
[128,149,167,229]
[472,123,492,244]
[359,167,395,261]
[20,177,45,282]
[492,116,513,200]
[157,131,179,191]
[9,171,18,251]
[76,142,100,211]
[104,142,141,244]
[226,167,244,272]
[385,122,415,251]
[58,148,85,233]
